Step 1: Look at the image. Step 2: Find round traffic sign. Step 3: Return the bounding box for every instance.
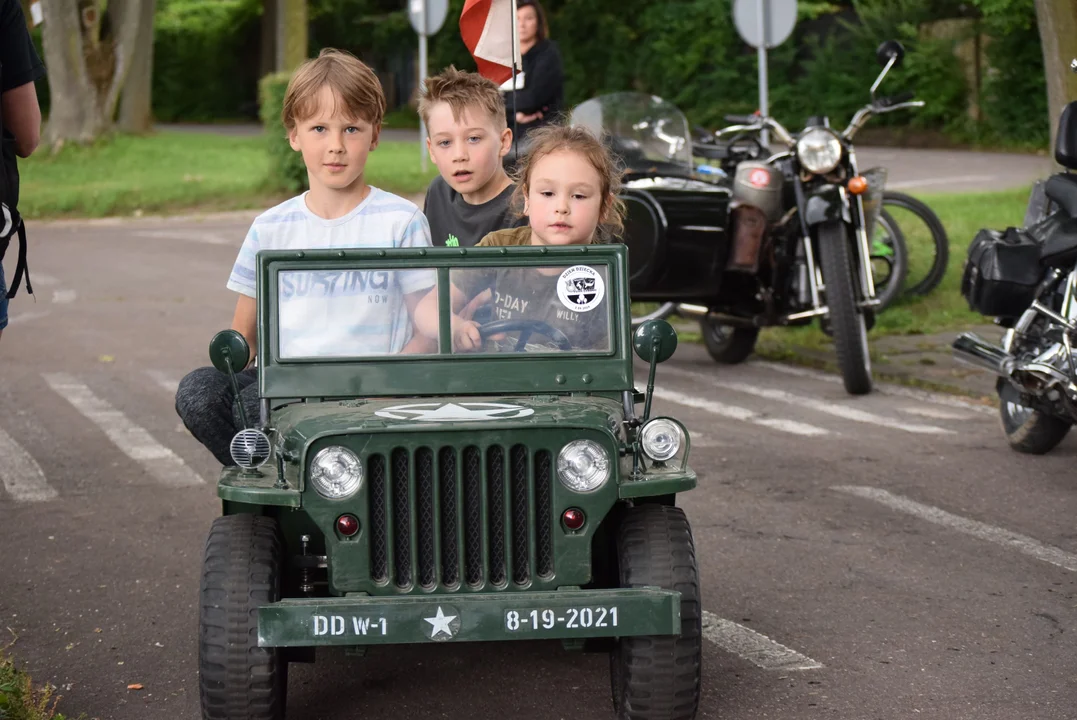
[409,0,449,37]
[732,0,797,49]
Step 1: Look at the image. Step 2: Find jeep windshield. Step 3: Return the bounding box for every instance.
[275,260,612,359]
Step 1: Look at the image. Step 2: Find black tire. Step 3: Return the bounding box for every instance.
[610,505,702,720]
[200,514,288,720]
[999,396,1072,455]
[870,208,909,311]
[700,318,759,364]
[817,221,873,395]
[882,191,949,296]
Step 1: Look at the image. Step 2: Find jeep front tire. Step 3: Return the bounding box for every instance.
[199,514,288,720]
[610,504,702,720]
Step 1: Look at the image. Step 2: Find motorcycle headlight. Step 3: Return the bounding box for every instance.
[557,440,611,493]
[310,446,363,500]
[796,128,843,175]
[640,418,684,462]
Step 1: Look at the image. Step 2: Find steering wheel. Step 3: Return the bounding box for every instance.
[477,319,573,352]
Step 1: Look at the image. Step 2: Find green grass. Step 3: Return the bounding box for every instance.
[0,644,73,720]
[18,131,438,220]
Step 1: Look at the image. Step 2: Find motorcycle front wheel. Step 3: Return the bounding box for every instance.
[817,220,873,395]
[998,391,1071,455]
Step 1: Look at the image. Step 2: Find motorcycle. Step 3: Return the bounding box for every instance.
[952,61,1077,454]
[572,40,923,395]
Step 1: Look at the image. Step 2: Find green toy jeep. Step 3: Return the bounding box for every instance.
[198,244,702,720]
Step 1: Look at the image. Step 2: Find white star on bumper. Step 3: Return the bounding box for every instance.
[424,606,457,638]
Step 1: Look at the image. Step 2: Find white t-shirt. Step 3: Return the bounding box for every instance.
[227,188,435,358]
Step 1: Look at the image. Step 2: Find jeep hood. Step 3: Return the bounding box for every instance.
[272,394,625,452]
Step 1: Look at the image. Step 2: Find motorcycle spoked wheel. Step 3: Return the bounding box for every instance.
[997,380,1072,454]
[817,220,873,395]
[869,208,909,312]
[699,319,759,364]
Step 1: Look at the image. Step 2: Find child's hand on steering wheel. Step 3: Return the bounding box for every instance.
[451,288,497,352]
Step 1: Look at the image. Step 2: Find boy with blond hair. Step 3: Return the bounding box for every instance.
[419,66,526,247]
[175,48,434,466]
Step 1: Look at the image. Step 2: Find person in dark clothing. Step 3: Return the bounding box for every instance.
[0,0,44,342]
[503,0,563,143]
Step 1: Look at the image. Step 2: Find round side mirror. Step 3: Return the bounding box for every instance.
[876,40,905,68]
[209,330,251,374]
[633,319,678,364]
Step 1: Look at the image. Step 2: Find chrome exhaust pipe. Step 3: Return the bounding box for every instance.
[952,332,1012,376]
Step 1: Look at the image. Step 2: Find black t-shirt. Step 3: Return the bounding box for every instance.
[1,0,45,211]
[423,175,526,248]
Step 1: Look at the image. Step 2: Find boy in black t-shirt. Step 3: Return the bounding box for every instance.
[419,67,526,248]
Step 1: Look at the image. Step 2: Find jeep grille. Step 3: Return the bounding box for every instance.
[368,444,554,590]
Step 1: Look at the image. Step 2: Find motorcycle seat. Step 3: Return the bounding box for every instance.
[1037,213,1077,267]
[1045,173,1077,218]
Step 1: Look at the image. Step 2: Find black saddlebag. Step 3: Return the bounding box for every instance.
[961,226,1043,317]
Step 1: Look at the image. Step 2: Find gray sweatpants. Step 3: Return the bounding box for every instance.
[174,366,260,466]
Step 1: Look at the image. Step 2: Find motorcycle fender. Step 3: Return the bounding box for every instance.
[803,186,852,228]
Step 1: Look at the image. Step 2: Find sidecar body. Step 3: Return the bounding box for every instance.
[572,93,737,306]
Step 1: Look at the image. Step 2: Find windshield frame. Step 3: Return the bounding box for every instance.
[255,245,633,400]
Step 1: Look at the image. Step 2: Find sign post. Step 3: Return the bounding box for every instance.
[732,0,797,147]
[409,0,449,172]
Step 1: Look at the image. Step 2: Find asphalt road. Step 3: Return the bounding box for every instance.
[2,213,1077,720]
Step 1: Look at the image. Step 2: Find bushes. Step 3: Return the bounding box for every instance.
[153,0,263,121]
[259,72,308,193]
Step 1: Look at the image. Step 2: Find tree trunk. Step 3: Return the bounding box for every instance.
[40,0,143,146]
[276,0,308,72]
[1034,0,1077,157]
[117,0,157,134]
[261,0,277,78]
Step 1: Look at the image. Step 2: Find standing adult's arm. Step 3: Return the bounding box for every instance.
[511,42,563,115]
[2,83,41,157]
[0,0,45,157]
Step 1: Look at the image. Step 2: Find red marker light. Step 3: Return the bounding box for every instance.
[748,168,770,188]
[336,514,360,537]
[562,508,585,531]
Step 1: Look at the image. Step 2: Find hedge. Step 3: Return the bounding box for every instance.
[259,72,308,193]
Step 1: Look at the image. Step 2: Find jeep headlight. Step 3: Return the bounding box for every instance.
[796,128,843,174]
[640,418,683,462]
[557,440,610,493]
[310,446,363,499]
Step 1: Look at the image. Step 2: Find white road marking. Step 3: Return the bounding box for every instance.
[7,310,51,325]
[146,370,179,395]
[654,387,829,436]
[752,360,996,415]
[43,373,203,487]
[665,367,952,434]
[0,426,58,502]
[702,611,824,671]
[887,174,996,190]
[134,229,237,245]
[833,485,1077,573]
[899,406,969,420]
[30,274,60,286]
[51,289,76,304]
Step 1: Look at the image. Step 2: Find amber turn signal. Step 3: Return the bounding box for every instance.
[847,175,869,194]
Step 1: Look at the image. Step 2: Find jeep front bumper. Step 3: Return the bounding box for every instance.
[258,588,681,646]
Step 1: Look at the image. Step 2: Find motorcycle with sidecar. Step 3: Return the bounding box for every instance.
[572,40,922,395]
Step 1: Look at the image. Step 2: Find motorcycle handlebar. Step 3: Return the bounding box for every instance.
[876,91,915,108]
[724,113,759,125]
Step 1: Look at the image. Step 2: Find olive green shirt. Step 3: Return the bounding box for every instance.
[454,227,609,351]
